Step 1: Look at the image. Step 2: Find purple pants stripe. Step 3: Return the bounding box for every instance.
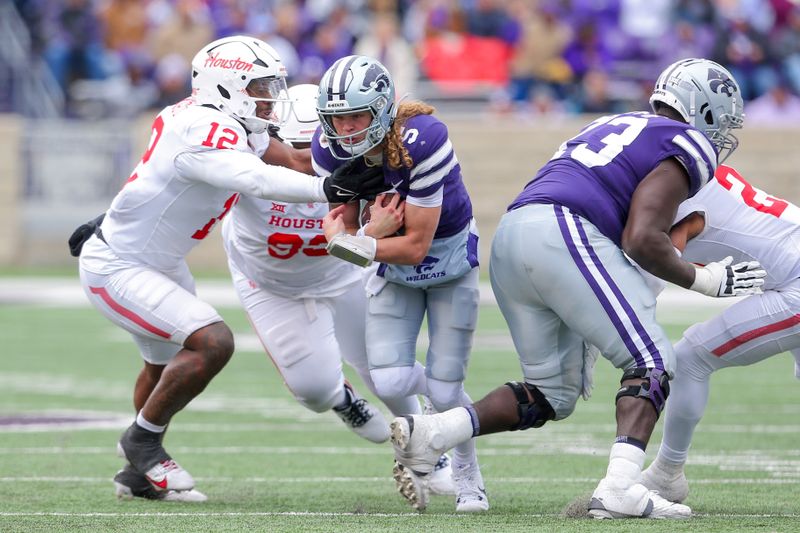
[554,205,663,370]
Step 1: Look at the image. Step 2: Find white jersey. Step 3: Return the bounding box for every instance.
[99,98,326,271]
[223,194,361,299]
[675,164,800,290]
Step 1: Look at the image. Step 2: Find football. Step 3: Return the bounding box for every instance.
[359,192,397,226]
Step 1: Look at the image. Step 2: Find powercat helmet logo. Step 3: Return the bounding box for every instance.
[708,68,737,97]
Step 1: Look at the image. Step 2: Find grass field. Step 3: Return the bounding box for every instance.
[1,278,798,532]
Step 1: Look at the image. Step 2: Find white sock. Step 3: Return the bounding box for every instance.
[136,411,166,433]
[605,442,645,484]
[432,408,474,451]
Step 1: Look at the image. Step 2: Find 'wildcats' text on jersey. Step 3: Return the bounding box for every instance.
[223,195,360,299]
[509,112,718,246]
[676,165,800,290]
[312,113,473,239]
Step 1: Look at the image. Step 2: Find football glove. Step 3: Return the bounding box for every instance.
[690,256,766,297]
[323,159,389,203]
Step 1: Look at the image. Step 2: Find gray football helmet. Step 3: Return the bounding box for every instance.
[650,58,744,162]
[316,55,396,160]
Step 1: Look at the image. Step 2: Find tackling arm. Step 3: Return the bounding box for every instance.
[262,139,314,175]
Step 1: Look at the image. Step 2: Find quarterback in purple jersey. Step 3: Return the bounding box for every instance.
[388,58,766,519]
[315,55,485,512]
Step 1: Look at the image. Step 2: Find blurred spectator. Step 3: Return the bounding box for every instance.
[465,0,515,44]
[504,0,573,109]
[152,52,192,109]
[571,68,626,115]
[98,0,149,55]
[43,0,108,92]
[297,15,355,84]
[744,75,800,125]
[418,3,510,91]
[563,21,613,83]
[149,0,214,65]
[354,11,418,98]
[770,5,800,95]
[712,12,777,100]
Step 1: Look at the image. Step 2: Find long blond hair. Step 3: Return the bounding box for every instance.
[383,101,436,170]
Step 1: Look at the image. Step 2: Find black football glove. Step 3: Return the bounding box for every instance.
[323,159,390,203]
[68,213,106,257]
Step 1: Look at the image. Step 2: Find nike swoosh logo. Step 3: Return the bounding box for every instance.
[147,476,168,490]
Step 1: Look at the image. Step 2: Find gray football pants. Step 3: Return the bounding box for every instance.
[489,204,674,420]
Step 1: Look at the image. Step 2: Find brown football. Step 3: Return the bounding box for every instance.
[359,193,396,226]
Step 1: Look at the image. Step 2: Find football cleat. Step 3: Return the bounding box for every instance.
[118,422,195,492]
[588,477,691,519]
[453,461,489,512]
[113,464,207,502]
[333,382,390,443]
[390,412,472,475]
[392,460,429,511]
[641,458,689,503]
[429,453,456,496]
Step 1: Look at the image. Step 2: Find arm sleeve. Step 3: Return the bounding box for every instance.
[174,149,327,203]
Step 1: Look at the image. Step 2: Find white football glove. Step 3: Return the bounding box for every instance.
[690,256,766,297]
[326,233,377,267]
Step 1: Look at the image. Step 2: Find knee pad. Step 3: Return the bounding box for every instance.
[506,381,555,430]
[615,367,670,415]
[370,366,423,400]
[426,378,464,412]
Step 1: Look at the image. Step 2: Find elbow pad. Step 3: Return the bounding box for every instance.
[326,233,377,267]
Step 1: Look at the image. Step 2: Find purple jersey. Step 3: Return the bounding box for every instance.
[312,114,473,239]
[509,112,717,245]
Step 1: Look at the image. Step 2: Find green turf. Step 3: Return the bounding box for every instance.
[1,299,798,532]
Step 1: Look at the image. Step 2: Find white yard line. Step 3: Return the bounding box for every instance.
[0,277,735,315]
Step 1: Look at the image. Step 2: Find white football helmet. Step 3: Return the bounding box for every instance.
[191,35,290,134]
[276,84,320,147]
[317,55,396,160]
[650,58,744,162]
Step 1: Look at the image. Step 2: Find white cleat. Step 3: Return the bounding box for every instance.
[390,412,472,475]
[333,382,390,444]
[161,488,208,503]
[114,464,206,502]
[453,462,489,512]
[588,477,691,519]
[142,458,195,492]
[390,416,445,475]
[392,460,429,511]
[429,454,456,496]
[641,459,689,503]
[117,424,195,492]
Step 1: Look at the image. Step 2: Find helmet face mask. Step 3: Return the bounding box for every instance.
[649,58,744,163]
[191,36,290,134]
[316,55,396,160]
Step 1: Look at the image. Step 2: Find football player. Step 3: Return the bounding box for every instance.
[317,56,487,512]
[386,58,767,519]
[74,36,387,502]
[640,164,800,503]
